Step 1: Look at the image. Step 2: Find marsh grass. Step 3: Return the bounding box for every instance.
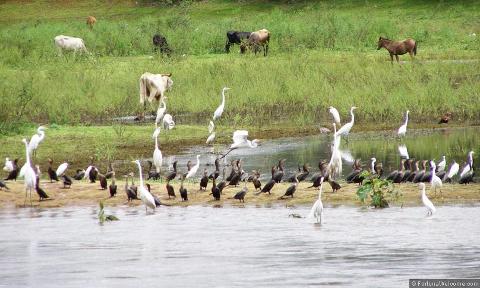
[0,0,479,132]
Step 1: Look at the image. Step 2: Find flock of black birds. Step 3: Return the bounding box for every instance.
[0,149,475,204]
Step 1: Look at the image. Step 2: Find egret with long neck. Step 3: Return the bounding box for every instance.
[213,87,230,120]
[335,106,357,137]
[21,139,36,206]
[132,160,156,213]
[153,127,162,173]
[397,110,409,137]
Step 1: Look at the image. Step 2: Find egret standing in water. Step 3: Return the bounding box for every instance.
[308,177,325,224]
[20,139,36,206]
[206,121,216,144]
[419,183,436,216]
[328,106,341,126]
[152,127,162,173]
[335,106,357,137]
[28,126,46,157]
[213,87,230,121]
[397,110,409,137]
[328,123,342,179]
[429,161,443,195]
[132,160,156,213]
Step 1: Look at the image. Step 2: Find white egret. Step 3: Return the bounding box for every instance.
[20,139,36,206]
[185,155,200,179]
[335,106,357,137]
[56,162,68,177]
[206,132,216,144]
[28,126,46,157]
[132,160,156,213]
[397,110,409,137]
[444,160,459,182]
[328,123,342,178]
[152,126,161,139]
[429,161,443,195]
[459,162,471,178]
[162,114,175,130]
[230,130,260,149]
[3,158,14,172]
[208,121,215,134]
[307,177,324,224]
[467,150,474,167]
[155,97,167,126]
[328,106,341,126]
[153,127,162,173]
[459,151,473,178]
[419,183,436,216]
[437,156,446,172]
[213,87,230,120]
[398,144,409,159]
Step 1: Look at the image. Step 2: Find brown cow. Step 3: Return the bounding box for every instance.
[240,29,270,56]
[377,37,417,63]
[86,16,96,29]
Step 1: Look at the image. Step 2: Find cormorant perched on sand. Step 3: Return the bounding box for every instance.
[208,159,220,180]
[180,175,188,201]
[35,165,49,201]
[4,158,19,181]
[252,175,262,191]
[216,168,227,194]
[47,158,59,182]
[278,174,298,199]
[62,174,72,188]
[0,180,9,190]
[109,172,117,197]
[232,178,248,203]
[273,159,286,183]
[200,168,208,190]
[413,160,427,183]
[124,175,138,202]
[147,160,160,180]
[98,173,108,190]
[166,180,176,199]
[210,178,221,201]
[256,166,276,195]
[73,169,85,180]
[165,161,178,182]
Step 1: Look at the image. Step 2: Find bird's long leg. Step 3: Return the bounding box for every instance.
[29,188,33,207]
[24,189,27,207]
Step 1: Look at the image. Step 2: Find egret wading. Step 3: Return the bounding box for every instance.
[132,160,156,213]
[397,110,409,137]
[20,139,36,207]
[419,182,436,216]
[308,177,324,224]
[155,97,167,126]
[328,106,341,126]
[213,87,230,121]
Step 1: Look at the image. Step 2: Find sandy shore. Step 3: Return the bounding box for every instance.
[1,179,479,209]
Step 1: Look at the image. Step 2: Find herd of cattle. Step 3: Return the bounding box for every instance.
[53,16,271,56]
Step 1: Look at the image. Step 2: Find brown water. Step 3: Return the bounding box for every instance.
[1,205,479,287]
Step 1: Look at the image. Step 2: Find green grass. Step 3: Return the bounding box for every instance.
[0,0,479,134]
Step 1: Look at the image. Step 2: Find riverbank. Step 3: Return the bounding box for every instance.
[1,180,479,209]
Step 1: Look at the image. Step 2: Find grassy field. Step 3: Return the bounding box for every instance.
[0,0,479,135]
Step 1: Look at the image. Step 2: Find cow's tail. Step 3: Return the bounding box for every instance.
[413,42,417,56]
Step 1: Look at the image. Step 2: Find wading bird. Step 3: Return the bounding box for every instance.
[206,132,216,144]
[47,159,59,182]
[397,110,409,137]
[20,139,36,206]
[308,177,324,224]
[278,174,298,199]
[109,172,117,197]
[328,106,341,126]
[213,87,230,120]
[398,144,409,159]
[208,121,215,134]
[443,160,459,182]
[162,114,175,130]
[211,178,221,200]
[437,156,446,172]
[132,160,156,213]
[155,97,167,126]
[419,183,436,216]
[4,159,19,181]
[153,127,163,173]
[232,178,248,203]
[124,175,139,202]
[185,155,200,179]
[429,161,443,195]
[28,126,46,157]
[165,161,178,182]
[335,106,357,137]
[180,175,188,201]
[3,158,14,172]
[200,168,208,190]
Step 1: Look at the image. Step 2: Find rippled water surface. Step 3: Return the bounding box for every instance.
[1,205,479,287]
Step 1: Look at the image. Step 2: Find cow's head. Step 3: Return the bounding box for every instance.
[162,73,173,90]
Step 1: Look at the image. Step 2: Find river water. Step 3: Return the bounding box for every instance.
[1,205,479,287]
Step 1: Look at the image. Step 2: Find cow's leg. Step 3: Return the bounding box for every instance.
[395,54,399,63]
[265,42,269,56]
[389,53,393,64]
[225,41,231,53]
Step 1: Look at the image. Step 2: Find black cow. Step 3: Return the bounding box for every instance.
[153,34,172,56]
[225,31,251,53]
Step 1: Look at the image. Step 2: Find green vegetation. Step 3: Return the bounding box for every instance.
[0,0,479,134]
[356,171,401,208]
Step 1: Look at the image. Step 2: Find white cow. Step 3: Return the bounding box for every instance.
[54,35,87,54]
[139,72,173,118]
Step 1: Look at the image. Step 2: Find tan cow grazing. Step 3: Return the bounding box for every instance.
[240,28,270,56]
[139,72,173,118]
[86,16,96,29]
